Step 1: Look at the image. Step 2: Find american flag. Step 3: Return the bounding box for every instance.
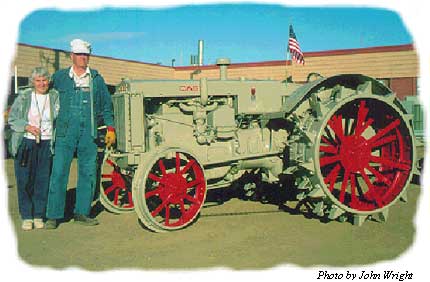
[288,24,305,65]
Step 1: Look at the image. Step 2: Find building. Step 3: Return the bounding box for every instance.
[9,43,418,101]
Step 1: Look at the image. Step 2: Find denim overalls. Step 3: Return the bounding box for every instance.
[46,85,97,218]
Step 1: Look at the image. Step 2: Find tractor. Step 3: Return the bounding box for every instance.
[98,58,416,232]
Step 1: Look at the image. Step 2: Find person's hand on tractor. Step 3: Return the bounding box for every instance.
[105,126,116,148]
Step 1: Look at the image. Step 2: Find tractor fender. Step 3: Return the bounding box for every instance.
[283,74,393,114]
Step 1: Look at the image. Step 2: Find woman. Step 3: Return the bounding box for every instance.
[8,67,59,230]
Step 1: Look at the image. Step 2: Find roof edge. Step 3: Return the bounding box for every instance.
[17,42,173,69]
[175,44,415,70]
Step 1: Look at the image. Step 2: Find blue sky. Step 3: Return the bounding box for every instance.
[17,4,412,66]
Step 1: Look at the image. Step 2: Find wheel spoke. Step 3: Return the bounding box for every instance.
[356,118,374,137]
[320,144,338,154]
[324,164,341,192]
[180,159,196,175]
[179,199,186,214]
[369,134,397,149]
[350,174,358,205]
[176,152,181,174]
[344,118,351,136]
[369,156,411,171]
[145,187,162,199]
[353,101,369,136]
[339,169,350,203]
[321,135,335,146]
[360,169,383,207]
[367,119,401,145]
[355,177,366,198]
[324,127,338,145]
[360,168,373,188]
[151,196,171,217]
[328,115,345,142]
[186,178,203,188]
[148,172,167,184]
[164,204,170,226]
[125,192,134,208]
[114,189,120,206]
[366,164,391,185]
[184,194,201,205]
[158,159,167,176]
[396,129,406,160]
[382,172,401,201]
[104,185,117,195]
[370,190,383,208]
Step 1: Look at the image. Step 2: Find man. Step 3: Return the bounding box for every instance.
[45,39,116,229]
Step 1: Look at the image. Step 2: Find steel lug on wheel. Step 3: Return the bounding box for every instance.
[372,208,389,223]
[328,205,344,220]
[353,214,368,226]
[312,201,325,217]
[308,185,325,198]
[400,192,408,203]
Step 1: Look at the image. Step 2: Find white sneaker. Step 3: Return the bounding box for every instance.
[21,219,33,231]
[33,218,44,229]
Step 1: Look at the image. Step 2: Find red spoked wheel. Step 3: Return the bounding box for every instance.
[99,157,134,213]
[133,148,207,232]
[318,97,414,213]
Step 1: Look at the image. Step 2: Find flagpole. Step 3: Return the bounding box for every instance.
[286,23,291,82]
[286,22,293,82]
[286,42,290,82]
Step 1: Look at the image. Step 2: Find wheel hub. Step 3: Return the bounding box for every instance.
[339,135,371,172]
[160,173,188,204]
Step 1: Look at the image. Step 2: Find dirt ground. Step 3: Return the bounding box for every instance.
[2,157,422,273]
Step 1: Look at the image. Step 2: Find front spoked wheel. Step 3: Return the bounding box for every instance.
[133,148,207,232]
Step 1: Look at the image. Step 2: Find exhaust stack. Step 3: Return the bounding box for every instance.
[216,58,230,80]
[198,40,204,66]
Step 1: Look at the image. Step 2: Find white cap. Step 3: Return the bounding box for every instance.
[70,39,91,54]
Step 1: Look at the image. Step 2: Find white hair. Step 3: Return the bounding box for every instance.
[30,67,50,85]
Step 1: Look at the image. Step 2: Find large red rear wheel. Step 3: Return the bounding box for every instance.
[317,97,414,214]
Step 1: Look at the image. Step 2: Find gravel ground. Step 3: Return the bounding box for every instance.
[1,157,425,280]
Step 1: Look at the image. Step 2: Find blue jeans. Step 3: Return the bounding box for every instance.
[14,138,52,220]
